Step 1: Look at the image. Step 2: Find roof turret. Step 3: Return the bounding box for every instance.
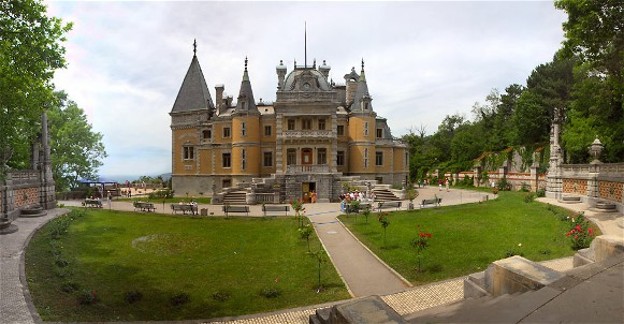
[351,59,374,114]
[170,40,215,114]
[233,57,259,115]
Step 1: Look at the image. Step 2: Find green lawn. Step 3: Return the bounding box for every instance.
[25,210,349,321]
[339,192,594,285]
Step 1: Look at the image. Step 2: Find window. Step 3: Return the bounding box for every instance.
[264,125,272,136]
[337,125,344,136]
[337,151,345,166]
[241,149,246,170]
[202,129,212,139]
[287,148,296,165]
[288,119,295,130]
[318,119,326,130]
[317,148,327,165]
[376,151,383,166]
[405,152,409,167]
[376,128,383,139]
[302,119,312,130]
[222,153,231,168]
[223,127,231,138]
[263,152,273,167]
[241,122,246,136]
[183,146,194,160]
[364,148,369,168]
[364,122,369,136]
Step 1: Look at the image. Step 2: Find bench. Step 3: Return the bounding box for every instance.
[133,201,156,212]
[83,199,102,208]
[420,198,442,208]
[262,204,289,217]
[377,201,402,212]
[170,204,197,215]
[223,205,249,217]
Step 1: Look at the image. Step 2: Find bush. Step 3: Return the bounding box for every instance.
[260,287,281,299]
[60,281,79,293]
[169,292,190,306]
[523,193,536,203]
[124,290,143,304]
[520,182,530,192]
[149,188,174,199]
[566,214,596,250]
[77,290,98,305]
[212,290,231,302]
[536,189,546,197]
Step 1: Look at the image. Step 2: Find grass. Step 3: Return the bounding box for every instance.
[25,209,349,321]
[340,192,599,285]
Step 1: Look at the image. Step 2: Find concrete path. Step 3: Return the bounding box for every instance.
[0,209,67,324]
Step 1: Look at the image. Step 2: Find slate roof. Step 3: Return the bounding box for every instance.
[351,63,374,113]
[233,58,260,115]
[171,54,214,113]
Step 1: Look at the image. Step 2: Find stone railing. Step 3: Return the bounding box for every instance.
[286,164,330,174]
[280,130,333,139]
[256,193,278,204]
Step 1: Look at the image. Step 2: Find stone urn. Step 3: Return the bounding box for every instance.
[588,137,604,164]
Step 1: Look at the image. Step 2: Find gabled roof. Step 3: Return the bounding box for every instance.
[171,54,214,113]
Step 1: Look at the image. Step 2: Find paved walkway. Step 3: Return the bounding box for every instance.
[0,208,67,324]
[2,188,621,324]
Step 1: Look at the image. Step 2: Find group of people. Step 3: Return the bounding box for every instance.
[339,190,375,212]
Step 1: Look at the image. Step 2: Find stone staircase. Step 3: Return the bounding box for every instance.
[372,188,401,202]
[222,191,247,205]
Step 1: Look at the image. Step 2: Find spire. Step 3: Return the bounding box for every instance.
[359,58,366,81]
[171,45,215,113]
[243,56,249,81]
[235,56,258,114]
[304,21,307,69]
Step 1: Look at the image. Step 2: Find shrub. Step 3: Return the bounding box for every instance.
[565,213,596,250]
[124,290,143,304]
[504,249,524,258]
[60,281,79,293]
[77,290,98,305]
[212,290,231,302]
[260,287,281,299]
[536,189,546,197]
[523,193,536,203]
[520,182,530,192]
[169,292,190,306]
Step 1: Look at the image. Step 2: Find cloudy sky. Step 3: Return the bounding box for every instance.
[45,0,567,180]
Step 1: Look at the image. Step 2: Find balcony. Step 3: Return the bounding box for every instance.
[286,164,330,174]
[281,130,333,139]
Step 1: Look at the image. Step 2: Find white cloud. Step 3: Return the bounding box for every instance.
[45,0,567,178]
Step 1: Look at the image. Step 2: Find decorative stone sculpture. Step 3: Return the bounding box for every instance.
[588,137,604,164]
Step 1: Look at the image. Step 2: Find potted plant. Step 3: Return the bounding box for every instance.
[407,186,419,210]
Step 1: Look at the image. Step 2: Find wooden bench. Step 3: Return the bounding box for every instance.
[377,201,402,212]
[223,205,249,217]
[420,198,442,208]
[262,204,289,217]
[170,204,197,215]
[83,199,102,208]
[133,201,156,212]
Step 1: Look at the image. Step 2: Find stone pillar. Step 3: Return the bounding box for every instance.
[473,166,482,187]
[40,110,56,209]
[546,108,563,199]
[530,165,539,192]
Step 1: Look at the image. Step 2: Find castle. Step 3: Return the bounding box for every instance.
[169,42,408,203]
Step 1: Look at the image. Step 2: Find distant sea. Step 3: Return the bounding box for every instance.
[102,173,171,183]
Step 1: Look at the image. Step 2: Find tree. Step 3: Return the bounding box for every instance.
[0,0,72,172]
[48,92,107,191]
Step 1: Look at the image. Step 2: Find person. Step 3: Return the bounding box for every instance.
[311,191,317,203]
[446,178,450,192]
[438,180,442,191]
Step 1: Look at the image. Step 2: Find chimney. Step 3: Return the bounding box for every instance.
[215,84,224,114]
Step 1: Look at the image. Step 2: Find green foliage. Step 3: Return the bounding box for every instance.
[148,188,174,199]
[77,290,98,305]
[48,92,107,191]
[298,224,313,251]
[169,292,190,307]
[0,0,72,171]
[124,290,143,304]
[259,287,281,299]
[523,192,536,203]
[211,290,231,302]
[565,213,597,250]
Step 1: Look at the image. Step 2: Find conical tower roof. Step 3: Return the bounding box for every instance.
[171,41,214,113]
[351,59,374,113]
[233,57,259,115]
